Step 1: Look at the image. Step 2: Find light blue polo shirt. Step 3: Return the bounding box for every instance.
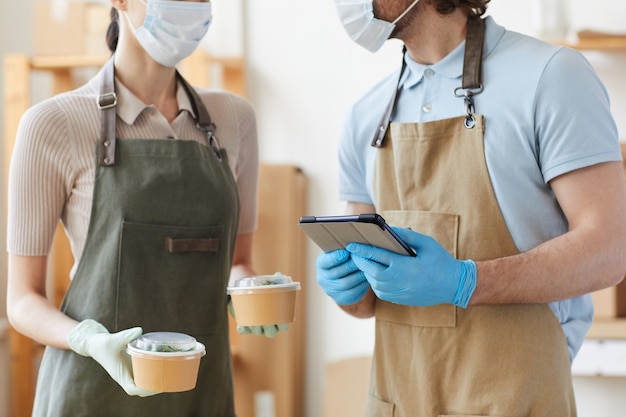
[337,16,621,361]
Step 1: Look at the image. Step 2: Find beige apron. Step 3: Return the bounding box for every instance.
[367,17,576,417]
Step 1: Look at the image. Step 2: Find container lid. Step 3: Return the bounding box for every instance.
[227,274,301,293]
[131,332,198,353]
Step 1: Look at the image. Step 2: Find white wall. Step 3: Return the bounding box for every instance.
[242,1,626,416]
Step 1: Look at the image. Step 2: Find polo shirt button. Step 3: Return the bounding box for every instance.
[422,103,432,113]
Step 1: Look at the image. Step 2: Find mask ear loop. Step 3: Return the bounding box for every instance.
[391,0,420,25]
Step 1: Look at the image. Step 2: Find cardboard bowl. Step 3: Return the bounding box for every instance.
[227,275,301,327]
[127,334,205,392]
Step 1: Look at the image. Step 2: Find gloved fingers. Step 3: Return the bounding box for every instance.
[236,324,289,337]
[390,226,430,249]
[119,353,160,397]
[262,323,290,337]
[261,325,278,338]
[126,385,161,397]
[365,274,409,296]
[350,251,390,278]
[236,325,252,334]
[321,270,370,305]
[316,249,350,270]
[346,242,395,267]
[119,372,160,397]
[320,267,366,292]
[237,326,263,336]
[392,227,453,263]
[250,326,264,336]
[340,279,370,305]
[109,327,143,350]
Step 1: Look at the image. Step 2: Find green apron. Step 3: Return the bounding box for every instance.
[367,17,576,416]
[32,58,240,417]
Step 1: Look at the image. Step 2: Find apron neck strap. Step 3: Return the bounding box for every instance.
[461,15,485,91]
[97,57,222,167]
[177,73,223,159]
[97,57,117,166]
[371,47,407,148]
[371,14,486,148]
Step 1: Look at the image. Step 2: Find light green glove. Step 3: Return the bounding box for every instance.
[228,301,289,338]
[67,319,159,397]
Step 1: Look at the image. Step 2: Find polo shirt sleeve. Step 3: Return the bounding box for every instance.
[535,47,621,183]
[338,105,374,205]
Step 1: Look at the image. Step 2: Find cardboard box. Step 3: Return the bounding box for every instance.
[593,143,626,318]
[34,0,110,56]
[323,356,371,417]
[592,279,626,319]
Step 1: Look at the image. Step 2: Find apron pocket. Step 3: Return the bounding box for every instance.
[116,221,227,335]
[376,210,460,328]
[381,210,459,256]
[365,395,395,417]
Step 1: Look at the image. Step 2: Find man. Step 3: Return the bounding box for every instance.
[317,0,626,415]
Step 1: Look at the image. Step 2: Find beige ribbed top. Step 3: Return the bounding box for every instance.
[7,67,258,277]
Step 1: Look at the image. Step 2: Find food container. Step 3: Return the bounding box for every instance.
[227,274,301,326]
[127,332,206,392]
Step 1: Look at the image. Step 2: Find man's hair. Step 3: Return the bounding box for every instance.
[432,0,490,16]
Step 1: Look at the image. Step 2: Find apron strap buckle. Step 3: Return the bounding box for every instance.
[197,122,223,160]
[454,86,483,130]
[97,92,118,110]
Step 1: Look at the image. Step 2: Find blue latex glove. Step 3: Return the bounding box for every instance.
[316,249,369,305]
[346,227,477,308]
[228,300,289,338]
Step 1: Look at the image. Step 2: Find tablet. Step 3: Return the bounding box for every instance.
[298,213,416,256]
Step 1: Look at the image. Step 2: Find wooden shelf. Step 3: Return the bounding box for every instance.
[30,54,108,69]
[554,30,626,52]
[587,319,626,340]
[555,39,626,52]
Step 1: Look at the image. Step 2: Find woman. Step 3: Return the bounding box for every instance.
[6,0,277,415]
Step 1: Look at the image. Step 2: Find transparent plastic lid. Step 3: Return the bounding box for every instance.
[232,274,293,288]
[227,274,300,294]
[131,332,197,353]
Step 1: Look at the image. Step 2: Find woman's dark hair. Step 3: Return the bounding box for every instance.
[106,7,119,53]
[433,0,490,16]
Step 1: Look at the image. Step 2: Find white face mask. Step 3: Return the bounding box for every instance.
[125,0,212,67]
[334,0,420,52]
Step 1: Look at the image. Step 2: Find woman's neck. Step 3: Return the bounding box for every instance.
[113,39,180,122]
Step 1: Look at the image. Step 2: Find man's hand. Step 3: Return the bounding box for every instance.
[347,227,476,308]
[316,249,369,305]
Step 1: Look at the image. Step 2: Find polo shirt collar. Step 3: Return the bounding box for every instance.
[114,77,196,125]
[400,16,505,89]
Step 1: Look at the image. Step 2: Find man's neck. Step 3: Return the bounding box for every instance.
[401,7,469,65]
